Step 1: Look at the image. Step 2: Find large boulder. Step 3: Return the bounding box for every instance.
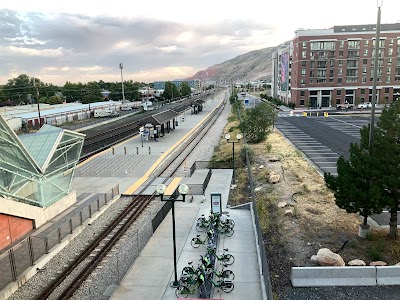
[314,248,345,266]
[370,261,387,266]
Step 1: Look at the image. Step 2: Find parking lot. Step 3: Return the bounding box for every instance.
[275,115,371,176]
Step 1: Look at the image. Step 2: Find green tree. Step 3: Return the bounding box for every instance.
[162,82,180,101]
[324,127,384,230]
[180,82,192,97]
[82,81,102,103]
[63,82,84,103]
[372,100,400,238]
[239,102,276,143]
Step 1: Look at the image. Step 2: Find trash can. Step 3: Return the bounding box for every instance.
[175,120,178,126]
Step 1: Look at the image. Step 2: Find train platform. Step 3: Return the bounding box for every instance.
[1,90,264,300]
[110,169,263,300]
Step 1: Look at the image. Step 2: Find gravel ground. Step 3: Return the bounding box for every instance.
[7,196,162,300]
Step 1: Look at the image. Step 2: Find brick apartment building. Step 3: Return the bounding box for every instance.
[272,23,400,108]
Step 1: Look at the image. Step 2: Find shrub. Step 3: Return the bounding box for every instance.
[240,144,254,164]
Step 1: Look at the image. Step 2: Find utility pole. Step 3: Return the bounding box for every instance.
[119,63,125,102]
[369,1,382,150]
[34,78,41,126]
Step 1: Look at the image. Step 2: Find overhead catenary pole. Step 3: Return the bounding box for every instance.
[369,1,382,150]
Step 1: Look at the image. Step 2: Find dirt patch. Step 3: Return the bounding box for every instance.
[232,131,400,298]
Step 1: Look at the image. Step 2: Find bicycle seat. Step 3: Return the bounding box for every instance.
[224,248,229,251]
[188,262,193,265]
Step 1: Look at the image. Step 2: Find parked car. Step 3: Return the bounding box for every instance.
[357,102,372,109]
[336,102,354,110]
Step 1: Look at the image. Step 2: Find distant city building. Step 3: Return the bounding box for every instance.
[272,23,400,108]
[153,79,201,90]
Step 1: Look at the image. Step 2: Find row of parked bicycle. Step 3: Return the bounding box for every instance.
[176,212,236,298]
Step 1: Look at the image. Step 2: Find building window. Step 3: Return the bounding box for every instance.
[364,49,368,56]
[337,90,342,95]
[302,51,307,58]
[300,99,305,106]
[317,78,326,83]
[388,58,393,64]
[301,69,306,75]
[364,39,369,46]
[362,77,367,83]
[386,76,391,83]
[330,60,335,67]
[301,79,306,85]
[362,68,367,74]
[389,48,393,56]
[338,78,342,83]
[302,61,306,66]
[385,87,390,93]
[336,98,341,104]
[387,67,392,74]
[338,68,343,75]
[302,42,307,47]
[339,40,344,47]
[310,79,314,83]
[397,39,400,46]
[338,60,343,66]
[329,78,334,83]
[329,69,334,77]
[339,50,344,56]
[300,90,305,96]
[310,91,318,95]
[310,61,315,68]
[389,39,394,45]
[363,59,368,65]
[361,89,365,94]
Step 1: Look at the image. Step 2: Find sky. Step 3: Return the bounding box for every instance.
[0,0,399,86]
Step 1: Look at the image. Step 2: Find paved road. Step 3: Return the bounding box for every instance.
[275,114,398,227]
[276,115,364,176]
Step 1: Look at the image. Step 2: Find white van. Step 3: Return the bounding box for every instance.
[94,109,119,118]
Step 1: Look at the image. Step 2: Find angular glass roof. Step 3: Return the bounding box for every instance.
[0,115,85,207]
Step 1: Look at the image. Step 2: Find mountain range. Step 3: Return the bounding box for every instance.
[187,47,275,83]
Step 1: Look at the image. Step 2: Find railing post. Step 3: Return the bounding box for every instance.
[136,147,139,154]
[89,204,92,218]
[44,237,49,254]
[124,147,127,155]
[69,219,73,234]
[9,249,17,280]
[80,211,83,225]
[28,237,35,266]
[58,227,62,243]
[97,198,100,211]
[149,147,151,154]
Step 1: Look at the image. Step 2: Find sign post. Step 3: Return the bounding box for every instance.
[210,193,222,215]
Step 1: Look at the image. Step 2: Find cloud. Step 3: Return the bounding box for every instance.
[0,9,277,85]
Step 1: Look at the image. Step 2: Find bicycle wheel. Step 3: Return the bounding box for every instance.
[227,219,235,228]
[222,270,235,281]
[196,223,205,232]
[175,286,190,298]
[182,266,194,276]
[191,237,201,248]
[220,280,234,293]
[223,254,235,265]
[224,227,234,237]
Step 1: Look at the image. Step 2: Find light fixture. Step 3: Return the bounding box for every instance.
[156,184,166,195]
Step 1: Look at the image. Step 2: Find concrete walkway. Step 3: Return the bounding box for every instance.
[110,169,262,300]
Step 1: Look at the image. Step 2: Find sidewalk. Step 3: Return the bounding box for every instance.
[110,169,262,300]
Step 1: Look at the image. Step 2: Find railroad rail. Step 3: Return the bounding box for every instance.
[35,94,226,299]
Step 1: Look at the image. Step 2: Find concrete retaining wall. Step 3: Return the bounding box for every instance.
[292,266,400,287]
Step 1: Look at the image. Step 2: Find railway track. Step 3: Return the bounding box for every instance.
[35,95,226,299]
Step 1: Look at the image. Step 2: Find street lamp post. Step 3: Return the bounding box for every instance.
[156,183,188,288]
[225,133,242,183]
[119,63,125,102]
[369,0,383,150]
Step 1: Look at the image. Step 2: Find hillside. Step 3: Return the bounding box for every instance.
[187,47,275,83]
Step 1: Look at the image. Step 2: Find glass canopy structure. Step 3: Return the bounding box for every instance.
[0,115,85,207]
